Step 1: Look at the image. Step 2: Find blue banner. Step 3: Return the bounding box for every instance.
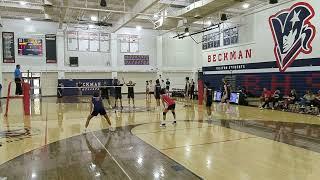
[58,79,114,96]
[203,71,320,97]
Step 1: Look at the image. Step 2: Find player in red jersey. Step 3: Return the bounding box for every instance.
[160,89,176,127]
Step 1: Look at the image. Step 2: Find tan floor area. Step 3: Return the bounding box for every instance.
[132,122,320,180]
[0,96,320,179]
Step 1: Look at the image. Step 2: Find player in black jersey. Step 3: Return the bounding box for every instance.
[184,77,191,107]
[113,79,124,109]
[190,79,195,100]
[204,82,213,122]
[123,78,136,108]
[57,82,64,103]
[77,81,83,96]
[166,79,170,91]
[221,79,231,104]
[154,79,162,107]
[101,81,112,109]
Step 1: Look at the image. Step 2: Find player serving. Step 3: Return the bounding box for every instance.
[160,89,176,127]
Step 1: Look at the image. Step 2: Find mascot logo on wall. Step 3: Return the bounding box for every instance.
[269,2,315,72]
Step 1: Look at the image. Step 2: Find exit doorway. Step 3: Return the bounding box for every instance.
[22,72,41,96]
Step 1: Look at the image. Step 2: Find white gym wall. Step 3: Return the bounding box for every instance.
[0,19,201,96]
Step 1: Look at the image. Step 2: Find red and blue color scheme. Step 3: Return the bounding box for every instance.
[203,71,320,97]
[269,2,316,72]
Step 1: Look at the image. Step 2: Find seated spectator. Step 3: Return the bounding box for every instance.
[238,86,248,98]
[259,88,267,105]
[313,90,320,108]
[283,89,297,109]
[299,90,315,108]
[271,90,282,110]
[260,88,272,109]
[238,86,248,106]
[314,91,320,116]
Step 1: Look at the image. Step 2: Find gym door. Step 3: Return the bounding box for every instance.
[22,73,41,96]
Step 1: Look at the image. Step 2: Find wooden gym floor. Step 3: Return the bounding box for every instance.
[0,95,320,179]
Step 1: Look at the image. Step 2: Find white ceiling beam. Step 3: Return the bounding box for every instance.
[111,0,160,32]
[0,1,44,11]
[58,0,68,29]
[159,0,190,7]
[52,5,184,19]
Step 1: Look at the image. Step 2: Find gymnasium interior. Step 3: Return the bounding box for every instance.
[0,0,320,179]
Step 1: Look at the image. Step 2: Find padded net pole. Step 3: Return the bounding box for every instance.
[198,79,204,105]
[23,83,31,115]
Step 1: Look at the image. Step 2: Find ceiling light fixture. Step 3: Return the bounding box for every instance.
[24,17,31,21]
[43,0,53,7]
[44,13,52,20]
[269,0,278,4]
[136,25,142,30]
[206,20,212,26]
[89,24,95,29]
[31,173,37,178]
[242,3,250,9]
[153,14,159,19]
[91,16,98,21]
[100,0,107,7]
[20,1,27,5]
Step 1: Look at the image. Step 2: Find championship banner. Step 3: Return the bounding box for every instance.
[2,32,15,63]
[45,34,57,63]
[124,55,149,65]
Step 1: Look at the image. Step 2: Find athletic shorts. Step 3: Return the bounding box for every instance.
[115,93,122,99]
[167,104,176,110]
[223,93,230,100]
[105,93,110,99]
[190,90,194,98]
[102,92,109,99]
[206,101,213,107]
[149,92,154,94]
[187,90,192,96]
[57,90,63,98]
[128,93,134,99]
[91,109,107,116]
[155,93,160,99]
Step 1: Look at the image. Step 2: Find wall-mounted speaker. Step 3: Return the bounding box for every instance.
[269,0,278,4]
[69,57,78,67]
[221,14,228,21]
[100,0,107,7]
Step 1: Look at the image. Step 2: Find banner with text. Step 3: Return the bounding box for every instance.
[58,79,113,96]
[45,34,57,63]
[124,55,149,65]
[203,1,320,73]
[2,32,15,63]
